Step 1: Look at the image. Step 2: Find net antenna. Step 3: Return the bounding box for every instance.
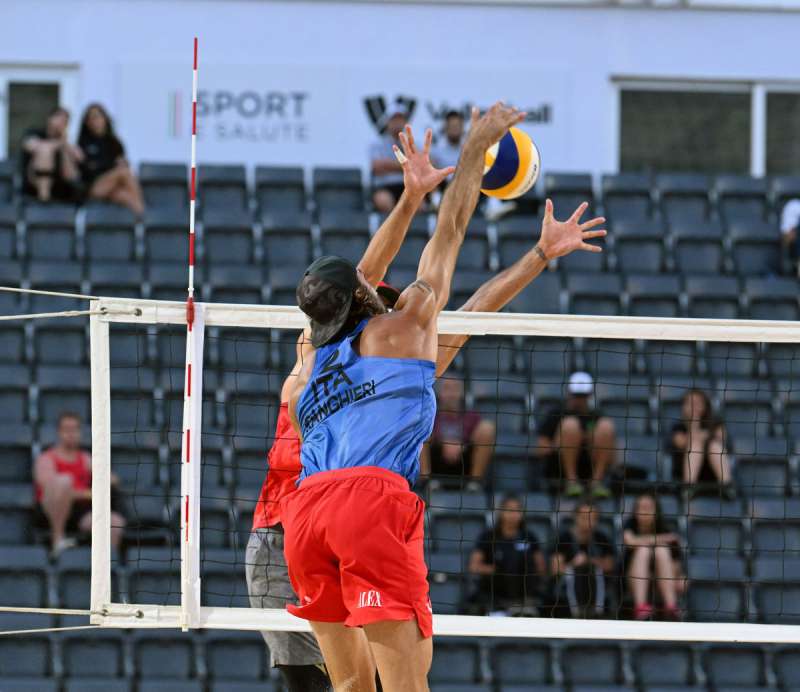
[180,36,205,630]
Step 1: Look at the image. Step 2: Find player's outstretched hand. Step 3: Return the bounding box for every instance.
[467,101,526,149]
[537,199,607,260]
[394,125,455,199]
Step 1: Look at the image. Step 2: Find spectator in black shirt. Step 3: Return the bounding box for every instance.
[623,491,684,621]
[537,372,616,498]
[468,494,545,615]
[78,103,144,216]
[667,388,732,494]
[21,106,83,203]
[549,499,615,618]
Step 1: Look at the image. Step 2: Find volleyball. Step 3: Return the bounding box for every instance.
[480,126,541,200]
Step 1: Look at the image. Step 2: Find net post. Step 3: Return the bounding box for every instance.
[89,302,111,624]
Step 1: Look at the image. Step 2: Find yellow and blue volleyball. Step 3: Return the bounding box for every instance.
[481,127,541,200]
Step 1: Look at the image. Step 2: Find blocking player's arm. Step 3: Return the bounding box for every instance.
[434,199,607,377]
[358,126,454,286]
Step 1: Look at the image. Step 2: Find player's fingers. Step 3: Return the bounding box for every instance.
[398,130,409,153]
[439,166,456,180]
[423,128,433,155]
[405,125,416,153]
[582,229,607,240]
[471,105,480,126]
[569,202,589,223]
[544,198,554,220]
[580,216,606,230]
[581,242,603,253]
[393,144,408,165]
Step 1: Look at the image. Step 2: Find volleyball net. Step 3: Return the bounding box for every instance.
[76,295,800,643]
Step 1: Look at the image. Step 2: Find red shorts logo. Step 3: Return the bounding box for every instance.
[358,590,383,608]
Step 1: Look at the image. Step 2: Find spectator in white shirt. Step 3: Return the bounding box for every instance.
[432,110,466,181]
[780,198,800,273]
[369,107,409,213]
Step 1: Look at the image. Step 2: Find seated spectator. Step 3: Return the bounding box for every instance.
[420,375,496,489]
[467,494,545,615]
[369,106,409,213]
[78,103,144,216]
[432,109,465,181]
[623,492,684,621]
[667,388,733,495]
[537,372,616,498]
[780,197,800,273]
[548,499,616,618]
[21,106,83,203]
[34,411,125,555]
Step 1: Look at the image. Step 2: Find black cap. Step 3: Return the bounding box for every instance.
[296,256,359,348]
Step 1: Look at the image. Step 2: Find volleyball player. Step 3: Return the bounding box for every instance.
[282,102,606,692]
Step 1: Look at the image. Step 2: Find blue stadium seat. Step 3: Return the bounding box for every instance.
[318,209,370,261]
[671,218,725,275]
[0,546,48,609]
[133,632,197,678]
[0,160,14,202]
[215,327,271,371]
[261,210,313,268]
[430,512,487,552]
[626,275,682,318]
[612,218,665,275]
[544,173,594,219]
[378,213,430,269]
[746,277,799,321]
[0,636,52,677]
[64,681,132,692]
[490,641,553,685]
[567,274,622,316]
[703,645,767,688]
[313,166,363,211]
[562,644,624,685]
[687,518,744,558]
[0,365,30,425]
[27,260,83,313]
[33,321,86,365]
[144,208,187,263]
[255,165,305,213]
[84,202,138,261]
[656,173,710,223]
[137,681,203,692]
[772,647,800,690]
[200,499,234,550]
[718,378,775,440]
[715,174,769,223]
[428,639,481,683]
[455,218,490,272]
[61,629,125,678]
[448,269,492,309]
[509,273,562,314]
[36,364,91,423]
[148,261,188,301]
[0,204,18,258]
[208,683,280,692]
[428,491,488,513]
[24,203,76,260]
[687,557,747,621]
[199,164,248,214]
[205,631,268,681]
[644,340,697,378]
[593,379,651,436]
[0,323,26,364]
[88,261,144,299]
[685,276,741,319]
[110,370,158,431]
[227,391,280,437]
[633,644,695,686]
[3,680,59,692]
[497,216,539,269]
[203,208,255,267]
[601,173,653,222]
[430,685,491,692]
[428,574,466,614]
[206,264,263,305]
[0,423,33,483]
[728,219,781,276]
[706,342,759,379]
[140,162,188,211]
[771,175,800,212]
[462,336,518,376]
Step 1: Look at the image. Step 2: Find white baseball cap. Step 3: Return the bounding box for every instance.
[568,371,593,396]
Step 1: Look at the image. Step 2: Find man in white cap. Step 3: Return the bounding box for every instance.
[536,371,616,498]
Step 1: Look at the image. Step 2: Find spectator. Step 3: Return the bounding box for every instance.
[78,103,145,216]
[20,106,83,203]
[34,412,125,554]
[537,372,616,498]
[781,198,800,274]
[467,494,545,615]
[623,492,684,621]
[420,375,496,489]
[432,109,465,179]
[549,499,616,618]
[667,388,733,495]
[369,106,409,213]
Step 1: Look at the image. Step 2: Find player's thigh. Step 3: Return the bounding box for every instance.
[310,621,376,692]
[364,619,432,692]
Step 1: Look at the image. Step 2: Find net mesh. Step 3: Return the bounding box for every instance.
[104,308,800,630]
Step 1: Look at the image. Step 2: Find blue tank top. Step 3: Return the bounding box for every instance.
[296,318,436,486]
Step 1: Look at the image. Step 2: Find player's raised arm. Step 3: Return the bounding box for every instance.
[434,199,607,376]
[397,103,525,324]
[357,126,454,286]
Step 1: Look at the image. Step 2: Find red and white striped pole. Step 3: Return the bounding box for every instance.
[187,36,198,323]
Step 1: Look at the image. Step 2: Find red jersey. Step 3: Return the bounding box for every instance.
[35,448,91,503]
[251,403,302,530]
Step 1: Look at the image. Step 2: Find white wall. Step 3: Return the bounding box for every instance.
[0,0,796,177]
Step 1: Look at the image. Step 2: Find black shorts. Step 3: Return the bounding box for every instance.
[429,442,475,477]
[34,499,92,534]
[545,448,594,482]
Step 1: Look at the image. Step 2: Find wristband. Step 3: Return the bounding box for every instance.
[534,244,549,262]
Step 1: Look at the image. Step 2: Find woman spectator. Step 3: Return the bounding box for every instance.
[78,103,144,216]
[468,494,545,615]
[668,388,733,494]
[623,492,685,620]
[21,106,83,203]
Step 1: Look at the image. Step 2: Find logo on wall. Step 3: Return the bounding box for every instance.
[364,95,418,135]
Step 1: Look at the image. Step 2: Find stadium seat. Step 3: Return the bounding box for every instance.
[255,164,305,213]
[61,629,125,678]
[0,159,14,202]
[0,546,48,609]
[633,644,695,686]
[612,218,665,275]
[23,202,76,260]
[728,219,781,276]
[497,216,539,268]
[206,264,263,304]
[36,364,91,422]
[430,512,487,553]
[562,644,624,684]
[567,273,622,316]
[33,321,86,365]
[472,380,529,435]
[27,260,83,313]
[0,424,33,483]
[261,210,313,268]
[89,261,144,299]
[687,557,747,621]
[140,162,188,211]
[490,641,553,685]
[0,636,52,677]
[205,631,268,681]
[137,681,203,692]
[754,579,800,624]
[491,453,534,495]
[645,341,699,379]
[428,573,466,614]
[313,166,363,211]
[717,378,775,440]
[703,646,767,688]
[318,209,371,261]
[110,369,158,431]
[455,218,490,271]
[462,335,518,376]
[593,379,651,436]
[583,339,637,376]
[0,260,23,314]
[268,266,301,305]
[544,172,594,219]
[0,505,31,544]
[626,274,682,318]
[148,261,189,301]
[706,342,758,379]
[200,499,234,550]
[525,337,576,384]
[0,322,25,365]
[751,519,800,557]
[5,680,59,692]
[746,277,799,321]
[64,681,132,692]
[770,175,800,212]
[715,174,769,223]
[685,275,741,319]
[202,553,251,606]
[687,517,744,558]
[199,164,248,214]
[214,326,271,372]
[428,639,481,683]
[84,202,138,261]
[618,436,670,483]
[378,213,430,268]
[601,172,653,221]
[509,272,562,314]
[772,647,800,690]
[671,218,725,275]
[0,364,30,424]
[203,208,255,266]
[448,269,492,309]
[656,173,710,223]
[144,207,187,263]
[559,241,607,274]
[227,391,280,437]
[0,204,18,258]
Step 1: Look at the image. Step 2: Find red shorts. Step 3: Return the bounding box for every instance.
[280,466,432,638]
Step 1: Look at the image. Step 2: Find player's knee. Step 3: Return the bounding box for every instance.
[594,416,616,441]
[558,415,582,442]
[45,474,75,501]
[472,419,496,445]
